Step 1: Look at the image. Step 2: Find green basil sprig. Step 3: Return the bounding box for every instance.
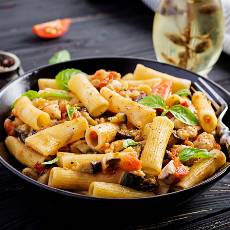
[179,148,214,163]
[138,95,198,126]
[49,50,71,65]
[42,157,59,165]
[21,90,72,100]
[123,139,138,148]
[55,68,82,90]
[138,95,166,109]
[169,105,198,126]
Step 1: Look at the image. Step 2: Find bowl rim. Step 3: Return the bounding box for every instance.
[0,56,230,201]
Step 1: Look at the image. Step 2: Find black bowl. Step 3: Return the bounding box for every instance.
[0,57,230,209]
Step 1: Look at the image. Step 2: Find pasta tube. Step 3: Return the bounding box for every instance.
[176,150,226,189]
[122,73,134,80]
[48,167,125,190]
[38,79,59,90]
[57,152,105,170]
[25,117,88,156]
[14,96,51,130]
[100,87,156,128]
[133,64,191,92]
[85,123,119,151]
[68,74,109,117]
[5,136,45,167]
[120,79,162,88]
[192,91,217,133]
[89,182,153,198]
[141,117,174,176]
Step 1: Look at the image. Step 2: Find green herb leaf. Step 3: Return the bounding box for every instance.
[55,68,82,90]
[179,148,214,163]
[49,50,71,65]
[169,105,198,126]
[21,90,40,100]
[138,95,166,109]
[175,89,191,97]
[42,157,59,165]
[66,104,79,120]
[123,139,138,148]
[39,91,72,100]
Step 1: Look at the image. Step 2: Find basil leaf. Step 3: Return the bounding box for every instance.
[179,148,214,163]
[123,139,138,148]
[39,91,72,100]
[22,90,40,100]
[42,157,59,165]
[138,95,166,109]
[175,89,191,97]
[49,50,71,65]
[55,68,82,90]
[169,105,198,126]
[12,89,73,108]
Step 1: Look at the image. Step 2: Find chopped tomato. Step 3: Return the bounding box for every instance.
[91,70,120,89]
[152,80,173,99]
[4,119,15,136]
[34,162,45,175]
[59,101,67,119]
[180,100,190,107]
[32,18,72,39]
[90,131,98,140]
[173,156,189,180]
[120,153,142,172]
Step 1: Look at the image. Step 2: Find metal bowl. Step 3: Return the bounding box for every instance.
[0,57,229,208]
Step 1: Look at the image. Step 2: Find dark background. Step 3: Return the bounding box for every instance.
[0,0,230,229]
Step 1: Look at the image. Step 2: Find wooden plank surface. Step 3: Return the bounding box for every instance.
[0,0,230,229]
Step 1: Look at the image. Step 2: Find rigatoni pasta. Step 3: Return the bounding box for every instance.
[133,64,191,92]
[141,117,174,176]
[3,63,227,198]
[89,182,153,198]
[5,136,46,167]
[48,167,124,190]
[85,123,119,151]
[68,74,109,117]
[25,117,88,156]
[192,91,217,133]
[38,79,59,90]
[100,87,156,128]
[14,96,51,130]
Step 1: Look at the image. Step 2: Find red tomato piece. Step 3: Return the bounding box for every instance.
[4,119,15,136]
[120,154,142,172]
[152,80,173,99]
[34,162,45,175]
[32,18,72,39]
[180,100,190,107]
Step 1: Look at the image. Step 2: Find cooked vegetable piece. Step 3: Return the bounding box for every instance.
[32,18,72,39]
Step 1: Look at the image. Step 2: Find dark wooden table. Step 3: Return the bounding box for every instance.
[0,0,230,229]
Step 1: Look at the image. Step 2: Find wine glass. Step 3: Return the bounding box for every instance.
[153,0,225,76]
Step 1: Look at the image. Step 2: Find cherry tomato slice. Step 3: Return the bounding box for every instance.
[32,18,72,39]
[152,80,173,100]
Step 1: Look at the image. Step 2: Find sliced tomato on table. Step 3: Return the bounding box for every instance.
[32,18,72,39]
[152,80,173,100]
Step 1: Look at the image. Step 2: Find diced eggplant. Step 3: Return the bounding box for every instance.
[116,130,133,140]
[121,172,158,192]
[91,161,102,174]
[15,128,29,143]
[105,158,121,172]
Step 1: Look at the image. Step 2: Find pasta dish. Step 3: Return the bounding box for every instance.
[3,64,226,198]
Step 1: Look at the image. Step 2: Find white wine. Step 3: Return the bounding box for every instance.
[153,0,224,75]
